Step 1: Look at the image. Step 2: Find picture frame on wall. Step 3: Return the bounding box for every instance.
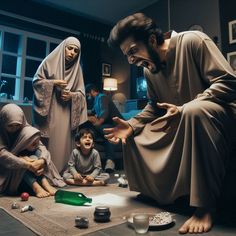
[227,51,236,72]
[228,20,236,44]
[102,63,111,77]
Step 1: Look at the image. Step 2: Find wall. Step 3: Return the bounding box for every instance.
[219,0,236,57]
[101,43,130,98]
[125,0,222,99]
[142,0,169,32]
[0,0,130,97]
[1,0,230,100]
[143,0,221,47]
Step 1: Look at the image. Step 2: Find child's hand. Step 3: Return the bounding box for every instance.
[74,173,83,181]
[85,175,94,182]
[28,159,45,174]
[21,156,34,162]
[35,168,44,176]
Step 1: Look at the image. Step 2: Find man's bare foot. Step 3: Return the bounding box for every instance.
[179,208,214,234]
[32,182,50,198]
[41,178,57,196]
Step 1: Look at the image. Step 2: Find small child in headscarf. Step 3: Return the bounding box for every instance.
[19,126,57,198]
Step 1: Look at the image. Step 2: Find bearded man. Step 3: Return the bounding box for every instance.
[104,13,236,234]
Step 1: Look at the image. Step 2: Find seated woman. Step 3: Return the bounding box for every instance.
[17,126,58,198]
[0,103,65,197]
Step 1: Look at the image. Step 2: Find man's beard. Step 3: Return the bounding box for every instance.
[147,45,164,74]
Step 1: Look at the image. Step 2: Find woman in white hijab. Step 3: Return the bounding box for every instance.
[33,37,87,173]
[0,104,65,195]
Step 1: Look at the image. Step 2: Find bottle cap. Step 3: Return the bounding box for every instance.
[95,206,110,212]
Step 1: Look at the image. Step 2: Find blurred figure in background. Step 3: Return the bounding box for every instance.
[85,83,123,173]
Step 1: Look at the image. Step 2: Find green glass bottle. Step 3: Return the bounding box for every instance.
[55,190,92,206]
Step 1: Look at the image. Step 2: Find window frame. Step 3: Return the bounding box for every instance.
[0,24,61,102]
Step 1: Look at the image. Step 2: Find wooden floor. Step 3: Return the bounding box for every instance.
[1,171,236,236]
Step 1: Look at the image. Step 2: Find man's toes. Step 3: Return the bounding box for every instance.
[203,223,211,232]
[193,225,199,233]
[188,225,195,233]
[179,225,188,234]
[198,225,204,233]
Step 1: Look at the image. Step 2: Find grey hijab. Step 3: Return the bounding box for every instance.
[34,36,85,95]
[33,36,87,129]
[11,126,40,155]
[0,104,29,150]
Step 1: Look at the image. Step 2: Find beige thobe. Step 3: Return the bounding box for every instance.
[124,31,236,208]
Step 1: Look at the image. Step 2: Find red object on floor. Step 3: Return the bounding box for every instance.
[21,192,29,201]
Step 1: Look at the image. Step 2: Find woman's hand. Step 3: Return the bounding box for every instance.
[150,103,181,132]
[61,89,72,101]
[104,117,133,144]
[88,115,97,124]
[53,80,68,89]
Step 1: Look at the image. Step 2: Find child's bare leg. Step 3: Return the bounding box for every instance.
[65,178,83,185]
[81,179,106,186]
[41,177,57,196]
[80,179,92,186]
[92,180,106,186]
[65,178,105,186]
[32,181,50,198]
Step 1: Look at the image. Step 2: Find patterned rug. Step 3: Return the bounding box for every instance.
[0,184,162,236]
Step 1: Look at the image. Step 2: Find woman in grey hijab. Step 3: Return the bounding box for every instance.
[0,104,65,195]
[33,37,87,173]
[15,126,66,197]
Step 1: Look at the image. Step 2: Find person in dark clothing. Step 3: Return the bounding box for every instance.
[85,84,123,173]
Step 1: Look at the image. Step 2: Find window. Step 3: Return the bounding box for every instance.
[0,25,61,102]
[136,76,147,98]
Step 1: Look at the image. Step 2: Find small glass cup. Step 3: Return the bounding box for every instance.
[133,214,149,234]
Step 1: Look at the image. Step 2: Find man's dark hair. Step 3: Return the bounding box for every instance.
[107,13,164,48]
[85,83,99,94]
[75,128,95,142]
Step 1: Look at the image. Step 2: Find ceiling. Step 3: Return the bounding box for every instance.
[32,0,160,25]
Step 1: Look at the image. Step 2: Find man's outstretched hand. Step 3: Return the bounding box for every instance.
[103,117,133,144]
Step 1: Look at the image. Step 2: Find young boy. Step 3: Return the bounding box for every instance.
[63,128,109,186]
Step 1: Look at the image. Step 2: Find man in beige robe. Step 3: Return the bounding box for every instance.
[105,13,236,234]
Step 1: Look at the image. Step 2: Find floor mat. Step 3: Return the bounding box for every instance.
[0,184,162,236]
